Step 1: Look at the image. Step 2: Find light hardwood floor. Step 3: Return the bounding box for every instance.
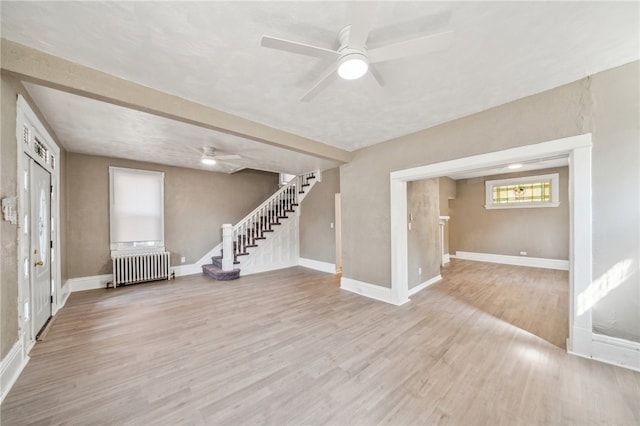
[2,260,639,425]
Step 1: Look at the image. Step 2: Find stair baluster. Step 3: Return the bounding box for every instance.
[217,171,318,277]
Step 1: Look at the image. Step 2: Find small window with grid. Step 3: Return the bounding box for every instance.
[485,173,559,209]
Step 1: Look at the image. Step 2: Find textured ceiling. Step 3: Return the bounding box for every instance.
[23,83,340,175]
[1,1,638,172]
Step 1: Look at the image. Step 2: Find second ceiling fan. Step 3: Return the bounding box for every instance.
[261,2,453,101]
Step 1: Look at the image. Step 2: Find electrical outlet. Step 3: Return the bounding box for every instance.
[181,256,186,264]
[520,251,527,256]
[418,267,422,275]
[330,222,334,229]
[408,222,412,230]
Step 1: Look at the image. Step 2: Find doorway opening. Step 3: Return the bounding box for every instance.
[390,134,593,358]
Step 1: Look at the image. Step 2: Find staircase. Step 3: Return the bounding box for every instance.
[202,171,318,281]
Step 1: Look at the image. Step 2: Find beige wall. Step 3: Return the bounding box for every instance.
[449,167,569,259]
[407,179,441,288]
[590,62,639,341]
[1,73,67,359]
[1,75,20,359]
[438,177,456,216]
[66,153,278,278]
[340,61,639,342]
[299,168,340,265]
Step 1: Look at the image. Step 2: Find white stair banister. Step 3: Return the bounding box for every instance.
[222,223,233,271]
[218,171,319,270]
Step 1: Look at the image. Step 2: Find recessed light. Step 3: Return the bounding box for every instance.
[201,157,216,165]
[508,163,523,169]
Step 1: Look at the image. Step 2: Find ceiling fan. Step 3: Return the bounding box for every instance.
[200,146,242,166]
[260,2,454,102]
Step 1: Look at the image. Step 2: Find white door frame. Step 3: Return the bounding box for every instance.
[335,193,342,274]
[16,95,62,354]
[390,134,593,358]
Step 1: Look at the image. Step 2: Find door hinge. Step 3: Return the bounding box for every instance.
[50,295,54,303]
[50,240,53,248]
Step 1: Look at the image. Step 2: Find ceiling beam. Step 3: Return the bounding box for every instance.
[1,39,351,164]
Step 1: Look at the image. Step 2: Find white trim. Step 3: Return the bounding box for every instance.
[340,277,408,305]
[16,95,62,350]
[390,134,590,181]
[66,274,111,292]
[408,274,442,296]
[53,282,71,315]
[0,339,29,404]
[568,145,593,357]
[172,264,202,277]
[390,179,409,305]
[453,251,569,271]
[591,334,640,372]
[299,257,336,274]
[443,254,451,264]
[390,134,593,363]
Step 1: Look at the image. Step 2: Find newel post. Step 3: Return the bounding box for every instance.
[222,223,233,271]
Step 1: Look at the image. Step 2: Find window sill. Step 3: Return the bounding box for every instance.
[484,202,560,210]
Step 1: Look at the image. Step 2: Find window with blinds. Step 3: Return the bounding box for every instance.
[109,167,165,252]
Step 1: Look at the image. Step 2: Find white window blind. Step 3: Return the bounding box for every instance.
[109,167,165,252]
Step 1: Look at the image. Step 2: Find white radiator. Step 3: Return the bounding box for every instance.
[112,251,171,288]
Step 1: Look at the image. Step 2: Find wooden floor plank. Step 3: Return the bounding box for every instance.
[2,260,638,425]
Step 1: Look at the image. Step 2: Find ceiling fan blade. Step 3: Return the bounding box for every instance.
[348,2,378,50]
[214,154,242,161]
[368,30,453,64]
[369,64,385,87]
[261,35,339,61]
[301,64,339,102]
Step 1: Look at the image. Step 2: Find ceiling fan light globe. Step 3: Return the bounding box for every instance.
[201,157,216,165]
[338,54,369,80]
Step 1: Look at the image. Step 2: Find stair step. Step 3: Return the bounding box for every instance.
[236,252,250,256]
[202,264,240,281]
[211,255,239,267]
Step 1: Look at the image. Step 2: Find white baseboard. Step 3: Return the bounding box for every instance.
[340,277,396,305]
[172,264,202,277]
[453,251,569,270]
[408,274,442,297]
[443,254,450,264]
[591,333,640,372]
[0,339,29,404]
[299,257,336,274]
[66,274,111,292]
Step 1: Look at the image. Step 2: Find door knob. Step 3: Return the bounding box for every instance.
[34,261,44,266]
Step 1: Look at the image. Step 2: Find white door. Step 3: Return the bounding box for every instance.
[30,158,52,337]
